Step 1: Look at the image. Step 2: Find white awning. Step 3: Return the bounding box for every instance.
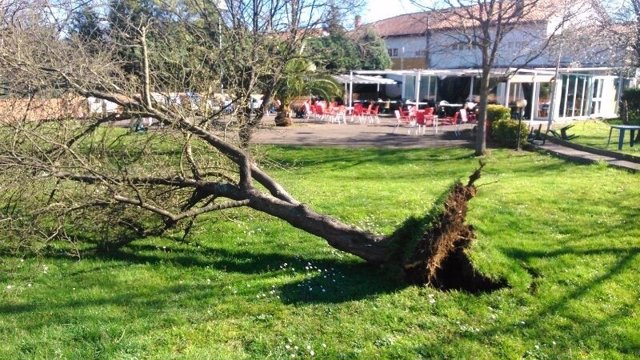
[333,75,398,85]
[509,73,555,83]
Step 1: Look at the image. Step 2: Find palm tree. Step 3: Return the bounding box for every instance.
[274,58,341,126]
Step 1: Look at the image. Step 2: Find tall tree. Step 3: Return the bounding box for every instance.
[69,4,105,44]
[355,28,392,70]
[411,0,580,156]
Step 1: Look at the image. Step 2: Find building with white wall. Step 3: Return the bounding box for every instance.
[353,0,632,122]
[368,0,623,71]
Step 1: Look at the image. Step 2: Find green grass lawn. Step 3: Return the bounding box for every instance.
[565,119,640,156]
[1,146,639,359]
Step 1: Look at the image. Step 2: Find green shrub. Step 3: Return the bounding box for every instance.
[491,118,529,148]
[622,89,640,125]
[486,105,511,122]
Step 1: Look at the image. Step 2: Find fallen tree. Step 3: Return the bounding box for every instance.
[0,0,500,289]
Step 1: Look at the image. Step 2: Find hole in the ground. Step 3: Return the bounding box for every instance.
[428,247,507,293]
[404,239,507,294]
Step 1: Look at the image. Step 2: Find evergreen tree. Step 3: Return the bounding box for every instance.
[355,29,391,70]
[107,0,156,76]
[70,5,105,44]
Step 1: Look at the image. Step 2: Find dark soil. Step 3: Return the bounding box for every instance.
[403,166,506,293]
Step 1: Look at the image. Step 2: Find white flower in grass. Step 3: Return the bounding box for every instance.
[6,285,13,290]
[310,350,315,356]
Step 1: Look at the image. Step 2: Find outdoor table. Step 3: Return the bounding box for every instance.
[438,103,463,117]
[607,125,640,150]
[406,101,430,106]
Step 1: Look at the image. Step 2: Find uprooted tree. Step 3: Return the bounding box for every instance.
[0,0,495,289]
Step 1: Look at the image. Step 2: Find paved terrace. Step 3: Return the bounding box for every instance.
[254,116,640,173]
[253,116,474,148]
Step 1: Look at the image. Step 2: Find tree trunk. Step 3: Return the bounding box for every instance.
[475,68,492,156]
[247,189,392,263]
[274,101,293,126]
[243,165,496,290]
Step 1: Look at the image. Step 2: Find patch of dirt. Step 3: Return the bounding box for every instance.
[403,166,506,293]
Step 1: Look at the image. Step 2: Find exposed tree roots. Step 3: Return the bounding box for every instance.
[403,163,506,293]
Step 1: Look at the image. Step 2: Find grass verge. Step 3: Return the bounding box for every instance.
[565,119,640,156]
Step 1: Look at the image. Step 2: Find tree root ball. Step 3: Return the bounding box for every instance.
[403,182,506,293]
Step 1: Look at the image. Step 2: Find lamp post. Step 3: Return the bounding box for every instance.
[516,98,527,151]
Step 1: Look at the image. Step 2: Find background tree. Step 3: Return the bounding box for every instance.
[273,58,342,125]
[595,0,640,134]
[306,27,391,72]
[306,34,361,72]
[69,4,105,45]
[605,0,640,68]
[354,28,392,70]
[410,0,581,156]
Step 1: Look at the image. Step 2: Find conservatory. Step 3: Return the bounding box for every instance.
[342,68,627,124]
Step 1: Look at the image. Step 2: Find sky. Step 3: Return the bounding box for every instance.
[362,0,428,23]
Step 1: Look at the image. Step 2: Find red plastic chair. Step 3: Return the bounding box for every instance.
[415,111,426,135]
[394,109,415,134]
[368,105,380,124]
[352,103,365,123]
[442,111,459,125]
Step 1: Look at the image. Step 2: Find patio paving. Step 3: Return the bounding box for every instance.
[536,141,640,173]
[253,116,474,148]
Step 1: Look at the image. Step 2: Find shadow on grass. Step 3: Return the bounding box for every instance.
[263,146,478,171]
[472,246,640,345]
[410,245,640,357]
[3,242,406,306]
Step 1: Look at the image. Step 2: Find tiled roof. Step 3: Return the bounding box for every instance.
[368,0,559,37]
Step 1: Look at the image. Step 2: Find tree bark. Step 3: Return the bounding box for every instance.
[246,189,393,263]
[475,67,491,156]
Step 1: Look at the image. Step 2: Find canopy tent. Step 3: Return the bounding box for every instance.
[334,73,398,110]
[332,74,398,85]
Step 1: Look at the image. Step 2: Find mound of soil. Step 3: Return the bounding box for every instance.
[403,166,506,293]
